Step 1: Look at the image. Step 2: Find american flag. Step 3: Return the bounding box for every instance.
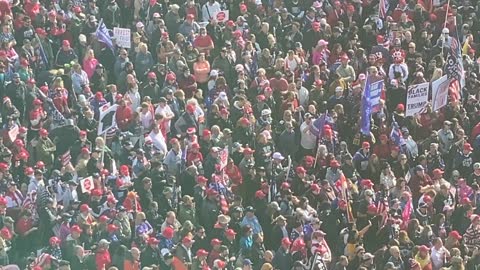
[22,191,37,213]
[449,79,461,102]
[378,0,389,19]
[377,197,390,226]
[30,253,54,268]
[60,150,72,167]
[444,33,465,94]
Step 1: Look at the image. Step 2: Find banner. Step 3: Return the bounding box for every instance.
[80,177,94,193]
[406,82,429,116]
[212,10,229,23]
[370,80,384,112]
[98,103,119,135]
[431,75,449,111]
[113,27,131,48]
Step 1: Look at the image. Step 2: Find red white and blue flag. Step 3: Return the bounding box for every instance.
[378,0,389,19]
[444,31,465,99]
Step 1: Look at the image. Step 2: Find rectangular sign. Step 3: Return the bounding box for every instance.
[370,80,384,112]
[113,27,131,48]
[212,10,229,23]
[406,82,429,116]
[98,103,119,135]
[80,177,94,193]
[431,75,449,111]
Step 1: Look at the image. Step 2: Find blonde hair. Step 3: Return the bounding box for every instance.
[135,212,146,225]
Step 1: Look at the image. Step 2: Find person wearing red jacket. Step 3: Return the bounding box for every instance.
[95,239,112,270]
[24,0,40,20]
[116,97,133,131]
[269,72,289,96]
[373,134,392,160]
[187,142,203,167]
[225,158,243,190]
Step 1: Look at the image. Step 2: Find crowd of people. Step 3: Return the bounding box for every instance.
[1,0,480,269]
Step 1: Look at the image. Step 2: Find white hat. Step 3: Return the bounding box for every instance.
[261,109,271,116]
[261,130,272,140]
[218,91,227,100]
[335,86,343,92]
[136,21,144,28]
[210,70,218,76]
[78,34,87,43]
[273,152,284,160]
[317,39,328,46]
[235,64,244,72]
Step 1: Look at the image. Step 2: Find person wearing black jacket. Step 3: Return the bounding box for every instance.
[141,237,162,267]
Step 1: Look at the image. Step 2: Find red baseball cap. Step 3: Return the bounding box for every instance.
[211,238,222,246]
[196,249,209,257]
[255,190,266,199]
[71,225,83,233]
[281,237,292,246]
[296,166,306,174]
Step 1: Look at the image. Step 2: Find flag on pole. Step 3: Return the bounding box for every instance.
[401,198,413,229]
[444,31,465,98]
[448,79,461,102]
[35,34,49,66]
[378,0,389,19]
[360,75,372,135]
[377,197,390,227]
[95,19,114,52]
[338,173,355,223]
[390,115,406,146]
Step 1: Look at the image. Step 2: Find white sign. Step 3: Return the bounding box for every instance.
[113,27,131,48]
[98,103,119,135]
[80,177,94,193]
[406,82,429,116]
[212,10,229,23]
[219,147,229,170]
[431,75,449,111]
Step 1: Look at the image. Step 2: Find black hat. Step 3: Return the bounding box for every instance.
[245,206,255,212]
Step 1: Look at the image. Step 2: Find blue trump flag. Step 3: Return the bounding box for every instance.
[96,19,114,52]
[360,75,372,135]
[390,114,405,146]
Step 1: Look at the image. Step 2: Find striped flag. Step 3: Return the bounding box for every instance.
[95,19,114,52]
[60,150,72,166]
[377,197,390,226]
[22,191,37,214]
[378,0,389,18]
[444,31,465,97]
[448,79,461,102]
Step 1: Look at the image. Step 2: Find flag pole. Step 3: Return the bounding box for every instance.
[441,0,451,57]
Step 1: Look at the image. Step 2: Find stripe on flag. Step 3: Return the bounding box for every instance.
[60,150,72,166]
[448,79,461,102]
[378,0,388,18]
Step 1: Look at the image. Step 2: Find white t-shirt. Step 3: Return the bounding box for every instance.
[300,121,317,150]
[155,104,174,133]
